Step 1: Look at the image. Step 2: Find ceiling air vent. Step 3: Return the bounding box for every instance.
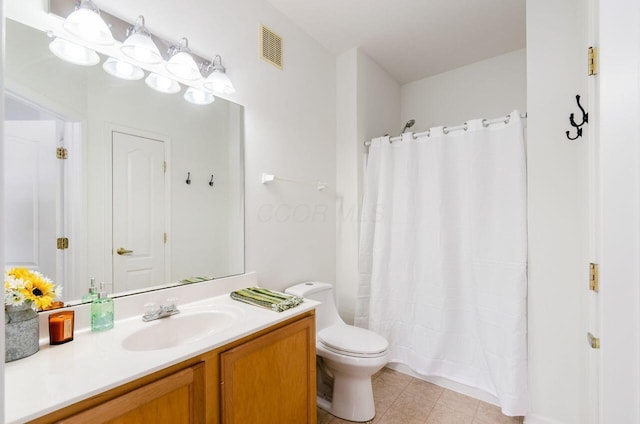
[260,24,283,70]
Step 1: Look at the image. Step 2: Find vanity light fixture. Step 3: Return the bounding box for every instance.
[48,0,238,103]
[103,57,144,80]
[121,16,163,64]
[166,38,202,81]
[203,55,236,95]
[184,87,215,105]
[49,37,100,66]
[62,0,114,45]
[145,72,181,94]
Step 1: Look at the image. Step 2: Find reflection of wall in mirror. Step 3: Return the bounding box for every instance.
[86,70,238,293]
[4,19,245,301]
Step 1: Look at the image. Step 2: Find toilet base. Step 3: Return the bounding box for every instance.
[326,371,376,422]
[317,396,332,412]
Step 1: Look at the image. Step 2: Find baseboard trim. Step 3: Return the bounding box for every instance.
[523,414,567,424]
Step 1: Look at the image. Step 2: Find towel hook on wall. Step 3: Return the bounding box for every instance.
[185,172,191,185]
[566,94,588,141]
[209,175,214,187]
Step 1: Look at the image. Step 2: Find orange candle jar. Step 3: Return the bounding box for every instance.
[49,310,75,345]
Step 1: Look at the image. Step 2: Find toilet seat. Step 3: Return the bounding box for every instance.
[318,324,388,358]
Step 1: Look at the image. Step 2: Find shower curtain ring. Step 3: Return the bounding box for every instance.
[482,119,489,127]
[443,126,449,134]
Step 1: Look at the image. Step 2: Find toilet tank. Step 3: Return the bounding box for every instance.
[285,282,344,331]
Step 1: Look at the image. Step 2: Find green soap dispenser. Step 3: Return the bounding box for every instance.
[91,282,114,332]
[81,277,99,303]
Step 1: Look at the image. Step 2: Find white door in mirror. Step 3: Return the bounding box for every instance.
[112,131,166,291]
[4,120,59,279]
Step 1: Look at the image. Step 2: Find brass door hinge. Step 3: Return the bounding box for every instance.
[589,262,599,292]
[57,237,69,249]
[587,332,600,349]
[163,161,167,173]
[164,233,168,243]
[56,147,68,159]
[588,46,599,76]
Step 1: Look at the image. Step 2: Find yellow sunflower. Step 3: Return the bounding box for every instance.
[23,277,55,310]
[5,267,58,310]
[9,267,32,281]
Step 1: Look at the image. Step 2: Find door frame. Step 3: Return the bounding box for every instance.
[103,123,171,291]
[586,1,600,422]
[596,0,640,422]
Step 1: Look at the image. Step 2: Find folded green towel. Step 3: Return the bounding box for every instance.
[180,276,213,284]
[230,287,303,312]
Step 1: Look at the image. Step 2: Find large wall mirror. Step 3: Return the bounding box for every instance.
[3,18,245,304]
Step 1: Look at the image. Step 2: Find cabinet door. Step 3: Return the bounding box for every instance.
[220,315,316,424]
[60,363,205,424]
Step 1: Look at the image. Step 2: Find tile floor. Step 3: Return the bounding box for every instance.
[317,368,524,424]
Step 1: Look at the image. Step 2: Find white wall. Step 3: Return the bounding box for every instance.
[336,49,359,324]
[357,51,402,143]
[401,49,526,130]
[598,1,640,423]
[193,0,338,290]
[526,1,589,423]
[335,48,400,324]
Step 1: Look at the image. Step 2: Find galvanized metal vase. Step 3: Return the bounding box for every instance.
[5,302,40,362]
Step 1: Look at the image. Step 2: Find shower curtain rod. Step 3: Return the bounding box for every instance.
[363,112,528,147]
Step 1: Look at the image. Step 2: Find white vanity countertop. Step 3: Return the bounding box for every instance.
[5,294,318,424]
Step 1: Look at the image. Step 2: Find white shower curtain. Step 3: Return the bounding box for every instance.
[355,111,527,416]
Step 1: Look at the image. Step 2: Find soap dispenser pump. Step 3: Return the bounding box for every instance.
[91,282,114,332]
[81,277,99,303]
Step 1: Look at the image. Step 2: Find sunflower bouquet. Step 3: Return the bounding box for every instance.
[4,267,62,310]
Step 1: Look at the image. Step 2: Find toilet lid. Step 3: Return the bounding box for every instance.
[318,324,389,356]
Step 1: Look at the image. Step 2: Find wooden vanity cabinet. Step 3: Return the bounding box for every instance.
[59,363,205,424]
[220,314,316,423]
[28,310,316,424]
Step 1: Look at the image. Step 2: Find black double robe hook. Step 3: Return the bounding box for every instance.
[566,95,588,141]
[185,172,191,185]
[209,175,214,187]
[566,126,583,141]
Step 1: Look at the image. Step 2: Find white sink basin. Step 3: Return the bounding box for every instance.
[122,304,244,351]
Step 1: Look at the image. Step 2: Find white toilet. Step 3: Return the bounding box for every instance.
[285,281,389,422]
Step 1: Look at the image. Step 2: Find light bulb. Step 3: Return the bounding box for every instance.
[49,38,100,66]
[103,57,144,80]
[184,87,215,105]
[204,69,235,95]
[145,73,181,94]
